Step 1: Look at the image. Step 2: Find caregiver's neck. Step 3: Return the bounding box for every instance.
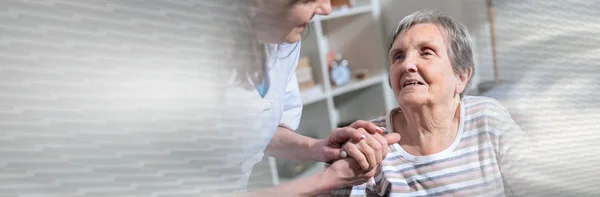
[395,96,462,156]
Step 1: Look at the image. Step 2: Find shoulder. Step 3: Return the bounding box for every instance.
[463,96,521,139]
[262,42,302,86]
[370,109,396,134]
[462,96,513,132]
[463,96,505,109]
[370,115,387,129]
[463,96,512,118]
[278,40,302,52]
[267,41,301,61]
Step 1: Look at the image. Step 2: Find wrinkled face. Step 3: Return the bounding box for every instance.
[251,0,331,43]
[388,23,469,107]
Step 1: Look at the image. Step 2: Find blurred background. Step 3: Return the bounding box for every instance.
[1,0,600,196]
[249,0,600,196]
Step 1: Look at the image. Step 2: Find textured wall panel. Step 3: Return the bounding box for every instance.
[0,0,273,196]
[484,0,600,196]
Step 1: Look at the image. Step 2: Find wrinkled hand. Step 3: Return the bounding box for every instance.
[322,157,379,189]
[341,128,400,171]
[311,120,401,169]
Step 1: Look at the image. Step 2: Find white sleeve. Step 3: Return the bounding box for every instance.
[497,107,533,197]
[278,41,303,131]
[279,71,303,131]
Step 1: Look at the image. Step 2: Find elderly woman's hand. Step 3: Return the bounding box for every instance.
[341,126,400,170]
[311,120,400,169]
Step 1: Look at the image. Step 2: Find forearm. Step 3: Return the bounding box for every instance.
[230,171,332,197]
[264,126,321,161]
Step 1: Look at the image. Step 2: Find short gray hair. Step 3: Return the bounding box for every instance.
[389,10,475,98]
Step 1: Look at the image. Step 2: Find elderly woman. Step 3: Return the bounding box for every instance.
[327,10,530,196]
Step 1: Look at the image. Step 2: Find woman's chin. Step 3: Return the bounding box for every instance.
[397,94,426,106]
[283,31,302,43]
[284,28,304,43]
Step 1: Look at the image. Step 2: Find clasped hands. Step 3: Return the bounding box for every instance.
[311,120,401,189]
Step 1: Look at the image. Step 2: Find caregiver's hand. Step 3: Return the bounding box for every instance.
[321,157,379,190]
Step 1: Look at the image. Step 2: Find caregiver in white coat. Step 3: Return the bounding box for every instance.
[229,0,402,196]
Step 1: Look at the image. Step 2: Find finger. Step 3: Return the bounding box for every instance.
[384,133,401,144]
[357,137,377,170]
[371,133,388,161]
[358,128,382,166]
[364,164,379,179]
[331,127,363,144]
[326,147,347,162]
[340,150,348,158]
[343,142,370,171]
[349,120,383,134]
[339,158,371,186]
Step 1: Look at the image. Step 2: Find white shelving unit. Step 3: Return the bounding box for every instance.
[247,1,486,189]
[261,0,398,186]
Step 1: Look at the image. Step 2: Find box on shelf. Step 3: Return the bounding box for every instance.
[331,0,355,11]
[296,56,316,91]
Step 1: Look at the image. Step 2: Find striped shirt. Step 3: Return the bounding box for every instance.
[328,96,529,197]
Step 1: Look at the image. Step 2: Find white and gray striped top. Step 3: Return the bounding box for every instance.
[329,96,530,197]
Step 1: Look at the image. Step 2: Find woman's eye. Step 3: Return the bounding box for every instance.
[422,49,435,56]
[394,53,405,62]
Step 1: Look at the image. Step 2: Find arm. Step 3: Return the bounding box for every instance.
[265,121,399,163]
[264,126,322,161]
[262,70,325,161]
[263,68,383,162]
[497,108,534,196]
[261,53,319,159]
[263,72,400,164]
[231,170,330,197]
[230,158,378,197]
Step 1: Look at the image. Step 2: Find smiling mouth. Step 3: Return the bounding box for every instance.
[402,80,426,88]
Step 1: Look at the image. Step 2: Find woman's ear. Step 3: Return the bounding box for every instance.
[455,67,473,95]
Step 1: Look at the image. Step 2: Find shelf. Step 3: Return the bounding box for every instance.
[311,5,372,22]
[268,0,393,186]
[278,163,325,184]
[331,73,386,97]
[300,85,326,105]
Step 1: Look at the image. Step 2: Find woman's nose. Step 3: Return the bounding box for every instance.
[315,0,332,15]
[404,63,417,73]
[400,57,418,73]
